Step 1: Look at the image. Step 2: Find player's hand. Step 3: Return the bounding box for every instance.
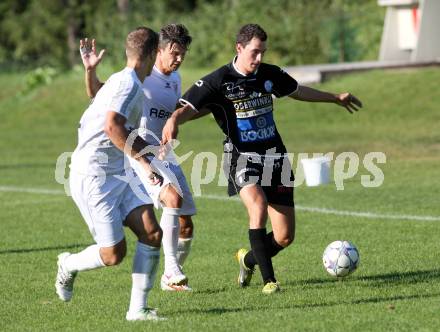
[161,118,178,145]
[133,144,161,161]
[158,144,169,161]
[335,93,362,114]
[158,139,178,161]
[146,170,163,186]
[79,38,105,71]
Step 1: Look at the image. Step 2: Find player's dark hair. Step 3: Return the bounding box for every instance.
[236,24,267,46]
[159,23,192,50]
[125,27,159,60]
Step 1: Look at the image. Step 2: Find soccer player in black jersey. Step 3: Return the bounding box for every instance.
[162,24,362,294]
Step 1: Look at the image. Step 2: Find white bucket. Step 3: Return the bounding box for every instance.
[301,157,331,187]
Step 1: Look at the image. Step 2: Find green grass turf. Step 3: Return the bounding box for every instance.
[1,66,440,331]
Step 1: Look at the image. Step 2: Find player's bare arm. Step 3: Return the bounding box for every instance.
[189,107,211,120]
[79,38,105,98]
[290,85,362,114]
[174,103,210,120]
[104,111,161,185]
[161,104,199,144]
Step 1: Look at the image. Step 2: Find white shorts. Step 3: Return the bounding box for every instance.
[69,170,151,247]
[129,157,197,216]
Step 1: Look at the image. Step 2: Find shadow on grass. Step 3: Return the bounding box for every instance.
[195,286,230,295]
[295,291,440,310]
[179,306,248,315]
[0,243,92,255]
[357,269,440,284]
[180,291,440,316]
[287,268,440,287]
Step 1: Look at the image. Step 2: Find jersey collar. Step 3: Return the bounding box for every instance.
[125,67,143,85]
[153,65,175,78]
[232,56,258,76]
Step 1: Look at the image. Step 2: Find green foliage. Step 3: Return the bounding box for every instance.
[23,66,59,93]
[0,0,68,67]
[178,0,337,67]
[0,1,385,69]
[322,0,386,63]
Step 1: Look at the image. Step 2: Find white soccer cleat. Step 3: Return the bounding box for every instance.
[160,272,191,292]
[126,308,167,321]
[55,252,77,302]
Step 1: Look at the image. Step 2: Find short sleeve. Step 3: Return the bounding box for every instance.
[109,78,140,119]
[180,77,218,112]
[268,65,298,98]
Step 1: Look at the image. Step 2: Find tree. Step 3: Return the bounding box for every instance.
[0,0,385,69]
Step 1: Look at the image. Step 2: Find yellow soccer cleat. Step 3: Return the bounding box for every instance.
[236,248,254,287]
[262,281,280,295]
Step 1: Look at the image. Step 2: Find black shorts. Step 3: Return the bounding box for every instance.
[225,149,295,207]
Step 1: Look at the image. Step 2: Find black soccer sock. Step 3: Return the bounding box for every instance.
[264,231,285,257]
[244,231,285,268]
[247,228,276,284]
[243,250,257,269]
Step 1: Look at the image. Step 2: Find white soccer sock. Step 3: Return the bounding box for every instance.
[160,207,181,275]
[128,242,160,314]
[64,244,105,273]
[177,237,193,267]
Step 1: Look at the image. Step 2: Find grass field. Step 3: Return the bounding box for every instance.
[1,65,440,331]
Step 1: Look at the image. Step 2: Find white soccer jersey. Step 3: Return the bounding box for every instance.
[139,65,181,145]
[71,67,144,176]
[128,66,196,214]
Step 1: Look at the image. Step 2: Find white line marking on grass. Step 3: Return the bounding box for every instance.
[199,194,440,222]
[0,186,64,195]
[1,185,440,222]
[4,198,65,207]
[293,206,440,222]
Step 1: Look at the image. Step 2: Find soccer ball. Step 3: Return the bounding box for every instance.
[322,240,359,277]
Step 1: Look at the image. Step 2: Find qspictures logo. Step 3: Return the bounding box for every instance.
[55,131,386,198]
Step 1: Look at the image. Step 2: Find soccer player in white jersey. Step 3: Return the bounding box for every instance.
[79,24,195,291]
[55,27,167,321]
